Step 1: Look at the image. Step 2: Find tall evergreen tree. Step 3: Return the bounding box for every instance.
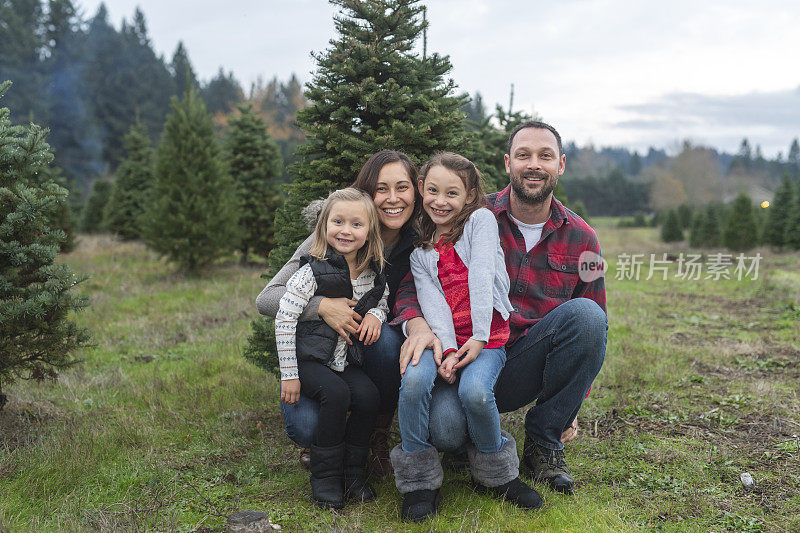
[226,104,283,262]
[202,67,244,115]
[677,203,693,229]
[270,0,470,269]
[722,193,758,251]
[0,0,48,121]
[762,174,794,249]
[143,87,239,273]
[660,209,683,242]
[699,203,724,247]
[105,121,154,239]
[80,178,112,232]
[171,41,199,95]
[787,138,799,175]
[786,180,800,250]
[688,209,704,248]
[0,81,89,407]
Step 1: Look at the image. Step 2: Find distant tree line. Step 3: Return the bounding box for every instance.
[653,174,800,252]
[0,0,306,199]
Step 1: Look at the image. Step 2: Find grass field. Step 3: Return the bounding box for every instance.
[1,220,799,532]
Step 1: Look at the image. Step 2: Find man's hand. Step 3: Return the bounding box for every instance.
[452,338,486,370]
[561,416,578,443]
[281,379,301,404]
[318,297,361,345]
[437,354,459,384]
[356,314,382,345]
[399,317,442,376]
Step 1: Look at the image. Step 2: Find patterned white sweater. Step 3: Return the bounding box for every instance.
[275,264,389,380]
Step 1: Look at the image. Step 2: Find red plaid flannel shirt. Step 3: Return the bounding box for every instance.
[392,185,607,345]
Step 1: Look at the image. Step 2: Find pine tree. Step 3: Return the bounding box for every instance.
[270,0,470,270]
[80,178,112,232]
[170,41,199,95]
[105,122,154,239]
[660,209,683,242]
[689,210,704,247]
[0,81,90,407]
[202,67,244,115]
[722,193,758,251]
[677,203,693,229]
[699,203,724,247]
[786,179,800,250]
[143,87,239,273]
[226,104,283,262]
[762,174,794,249]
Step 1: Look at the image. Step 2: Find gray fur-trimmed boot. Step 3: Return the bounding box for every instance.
[468,431,543,510]
[390,445,443,522]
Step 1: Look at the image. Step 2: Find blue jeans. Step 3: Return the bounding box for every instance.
[279,322,403,448]
[428,298,607,452]
[398,345,507,454]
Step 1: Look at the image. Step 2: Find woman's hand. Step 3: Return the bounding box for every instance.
[399,317,442,376]
[318,297,361,345]
[452,338,486,370]
[357,314,382,345]
[281,379,301,404]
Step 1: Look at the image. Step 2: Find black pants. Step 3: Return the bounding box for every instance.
[297,361,379,448]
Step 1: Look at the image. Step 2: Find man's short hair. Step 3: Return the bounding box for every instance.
[507,121,563,156]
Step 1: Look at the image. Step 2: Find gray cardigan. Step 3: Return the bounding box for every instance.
[410,208,513,353]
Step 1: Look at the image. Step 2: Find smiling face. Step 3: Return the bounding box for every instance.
[325,200,370,259]
[504,127,566,205]
[372,161,415,232]
[419,165,476,235]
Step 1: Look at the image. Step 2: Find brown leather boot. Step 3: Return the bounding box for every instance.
[366,413,395,480]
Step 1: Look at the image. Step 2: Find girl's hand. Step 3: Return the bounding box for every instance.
[357,314,382,345]
[318,297,361,345]
[281,379,301,404]
[453,338,486,370]
[438,354,459,384]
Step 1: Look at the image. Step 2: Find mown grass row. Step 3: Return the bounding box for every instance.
[1,225,798,532]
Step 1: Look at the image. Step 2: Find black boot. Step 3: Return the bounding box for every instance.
[344,444,377,503]
[310,443,345,509]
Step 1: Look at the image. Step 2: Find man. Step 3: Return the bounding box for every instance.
[393,120,607,498]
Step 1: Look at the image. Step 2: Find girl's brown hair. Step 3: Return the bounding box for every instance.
[416,152,487,249]
[309,188,385,273]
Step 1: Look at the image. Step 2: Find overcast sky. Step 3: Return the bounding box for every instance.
[78,0,800,157]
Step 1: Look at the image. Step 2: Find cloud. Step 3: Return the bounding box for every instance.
[617,86,800,130]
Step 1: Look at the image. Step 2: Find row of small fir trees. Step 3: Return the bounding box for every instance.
[0,81,90,407]
[659,175,800,251]
[80,88,283,271]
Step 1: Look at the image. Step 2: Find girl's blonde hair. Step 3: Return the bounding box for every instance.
[309,188,385,273]
[416,152,487,249]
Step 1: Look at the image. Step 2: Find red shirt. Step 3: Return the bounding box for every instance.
[435,237,510,351]
[393,188,607,345]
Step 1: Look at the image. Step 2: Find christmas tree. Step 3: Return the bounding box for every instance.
[143,87,239,273]
[785,179,800,250]
[0,81,90,408]
[269,0,470,270]
[105,122,155,240]
[80,178,112,232]
[225,104,282,262]
[660,209,683,242]
[722,193,757,251]
[688,210,704,248]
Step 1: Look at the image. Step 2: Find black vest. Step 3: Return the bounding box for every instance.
[296,249,387,367]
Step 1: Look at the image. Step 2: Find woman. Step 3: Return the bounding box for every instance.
[256,150,421,477]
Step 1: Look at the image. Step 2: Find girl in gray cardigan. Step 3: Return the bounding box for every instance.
[391,153,542,522]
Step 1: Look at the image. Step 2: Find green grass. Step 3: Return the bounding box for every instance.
[2,227,799,532]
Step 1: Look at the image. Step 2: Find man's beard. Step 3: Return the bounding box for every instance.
[510,169,557,205]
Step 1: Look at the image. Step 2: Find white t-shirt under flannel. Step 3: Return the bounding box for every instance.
[275,263,389,381]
